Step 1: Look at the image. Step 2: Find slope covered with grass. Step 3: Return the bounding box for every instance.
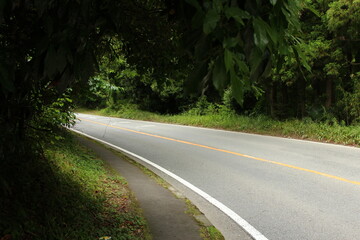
[0,131,150,240]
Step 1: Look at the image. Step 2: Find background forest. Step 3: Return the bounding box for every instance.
[78,0,360,126]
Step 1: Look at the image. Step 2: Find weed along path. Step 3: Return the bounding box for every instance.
[73,113,360,240]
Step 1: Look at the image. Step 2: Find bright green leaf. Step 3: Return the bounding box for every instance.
[251,85,264,99]
[253,18,269,50]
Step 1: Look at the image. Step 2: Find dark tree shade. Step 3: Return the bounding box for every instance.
[0,0,304,159]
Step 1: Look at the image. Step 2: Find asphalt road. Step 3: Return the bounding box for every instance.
[73,113,360,240]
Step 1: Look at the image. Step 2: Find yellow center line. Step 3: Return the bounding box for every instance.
[78,117,360,186]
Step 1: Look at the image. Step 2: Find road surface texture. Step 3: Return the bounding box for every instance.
[73,113,360,240]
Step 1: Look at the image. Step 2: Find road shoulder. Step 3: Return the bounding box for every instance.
[76,135,209,240]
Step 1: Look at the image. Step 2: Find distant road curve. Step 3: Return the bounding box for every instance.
[73,113,360,240]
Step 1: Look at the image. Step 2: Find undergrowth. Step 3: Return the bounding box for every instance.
[0,130,150,240]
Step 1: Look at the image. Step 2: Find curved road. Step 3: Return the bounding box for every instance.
[73,113,360,240]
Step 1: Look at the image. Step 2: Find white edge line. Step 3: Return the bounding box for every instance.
[75,113,359,150]
[69,128,268,240]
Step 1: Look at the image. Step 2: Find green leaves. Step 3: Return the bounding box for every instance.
[230,69,244,105]
[327,0,360,41]
[212,57,227,92]
[224,49,234,72]
[280,2,301,30]
[210,48,251,104]
[253,18,269,51]
[203,9,220,34]
[223,37,240,49]
[270,0,277,6]
[292,45,311,72]
[224,7,250,25]
[183,0,308,106]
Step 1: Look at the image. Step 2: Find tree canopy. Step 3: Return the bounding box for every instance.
[0,0,306,150]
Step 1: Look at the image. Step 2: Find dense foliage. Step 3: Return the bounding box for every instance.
[81,0,360,125]
[265,0,360,123]
[1,0,359,238]
[0,0,175,238]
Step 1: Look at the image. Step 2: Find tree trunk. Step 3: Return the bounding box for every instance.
[266,82,275,118]
[280,83,289,117]
[325,78,333,108]
[297,76,306,118]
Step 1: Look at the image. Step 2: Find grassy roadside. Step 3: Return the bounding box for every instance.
[76,107,360,147]
[1,130,151,240]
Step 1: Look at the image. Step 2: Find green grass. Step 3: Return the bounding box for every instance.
[0,130,150,240]
[76,107,360,147]
[200,226,224,240]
